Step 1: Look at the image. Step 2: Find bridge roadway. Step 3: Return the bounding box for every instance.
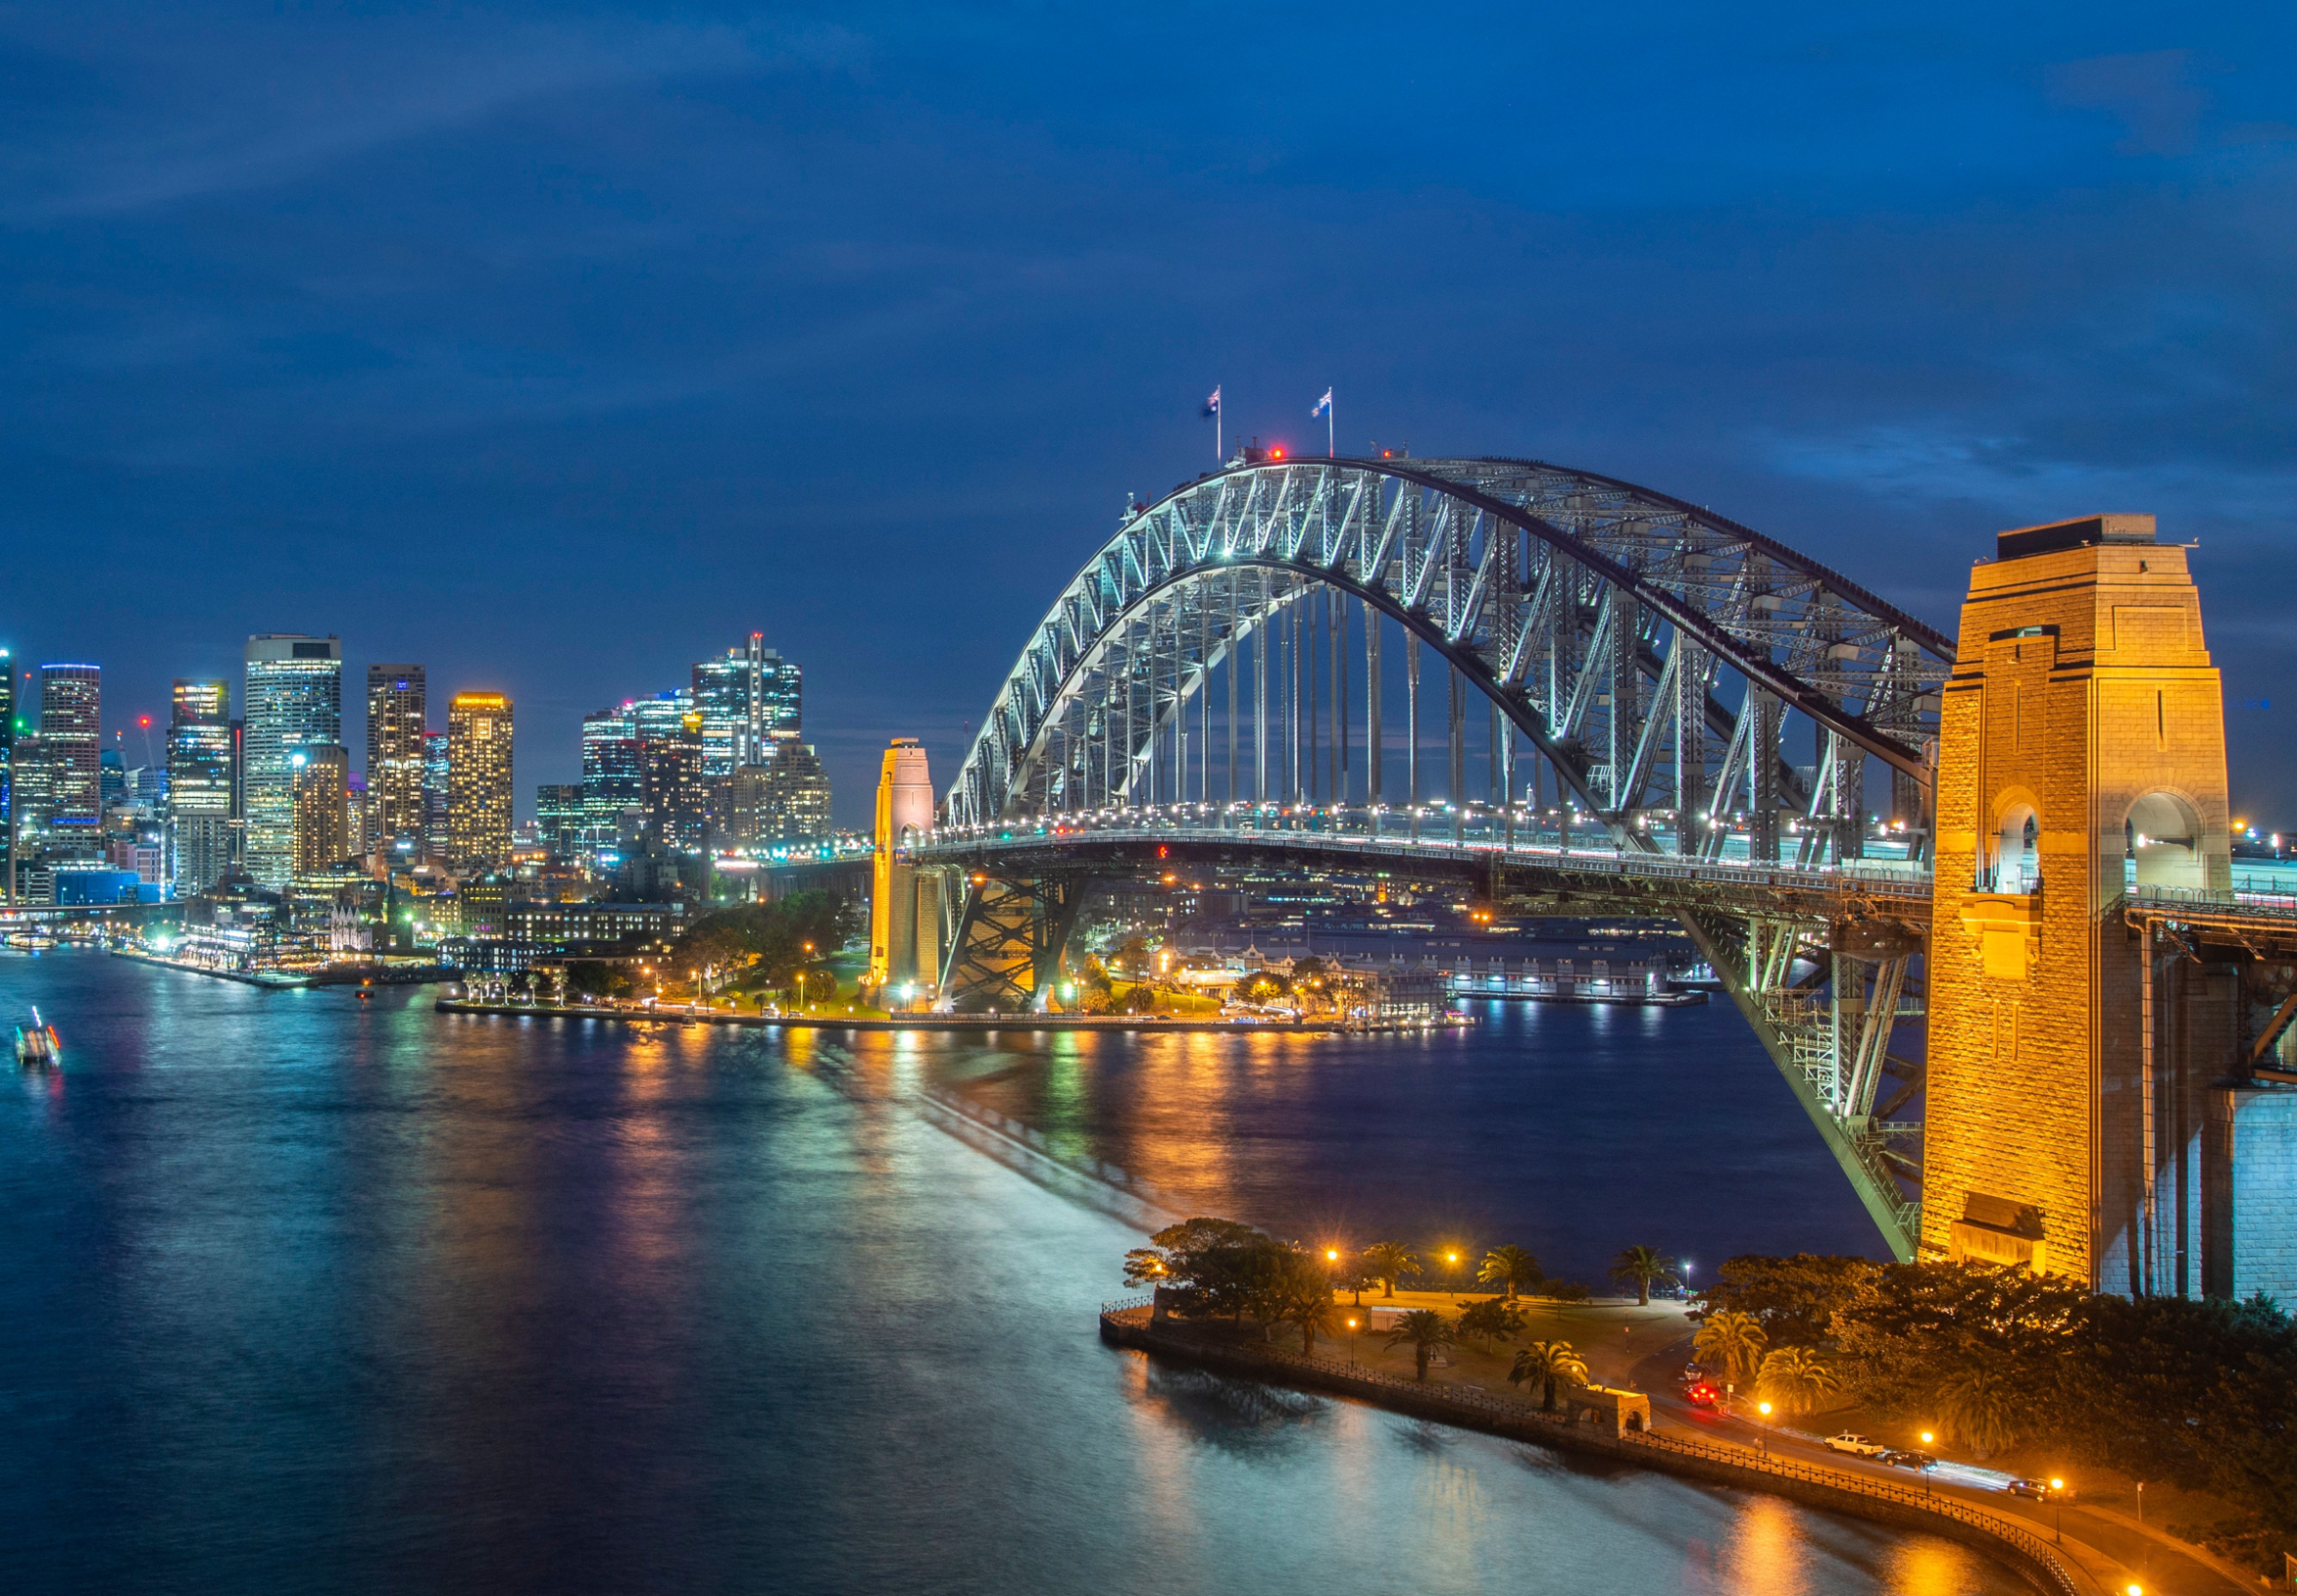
[908,807,1935,924]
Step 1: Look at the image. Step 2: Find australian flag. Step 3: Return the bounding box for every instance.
[1202,385,1221,417]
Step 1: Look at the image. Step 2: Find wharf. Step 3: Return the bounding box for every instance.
[434,998,1462,1034]
[115,948,454,989]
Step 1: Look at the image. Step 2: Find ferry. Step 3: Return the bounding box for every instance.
[15,1007,60,1067]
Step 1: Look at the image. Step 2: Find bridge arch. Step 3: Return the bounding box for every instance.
[948,455,1952,863]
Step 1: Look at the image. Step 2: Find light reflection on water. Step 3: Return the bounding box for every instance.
[0,955,2012,1595]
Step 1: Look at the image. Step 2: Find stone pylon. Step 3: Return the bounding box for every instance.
[869,739,941,998]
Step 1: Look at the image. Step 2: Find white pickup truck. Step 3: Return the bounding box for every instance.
[1823,1433,1888,1458]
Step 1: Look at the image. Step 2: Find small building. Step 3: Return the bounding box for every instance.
[1560,1384,1652,1436]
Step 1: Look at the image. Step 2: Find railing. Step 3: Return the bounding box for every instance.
[914,808,1932,900]
[1100,1306,2082,1596]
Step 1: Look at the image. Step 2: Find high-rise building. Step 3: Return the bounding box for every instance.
[692,635,800,776]
[536,783,582,856]
[760,743,834,842]
[242,635,342,889]
[365,665,426,862]
[446,692,514,871]
[11,734,49,896]
[728,763,772,844]
[638,709,708,849]
[421,731,450,860]
[580,707,641,854]
[39,664,101,858]
[0,649,13,902]
[291,744,350,875]
[166,679,234,896]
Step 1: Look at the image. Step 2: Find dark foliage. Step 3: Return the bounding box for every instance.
[671,889,857,988]
[1694,1252,1877,1345]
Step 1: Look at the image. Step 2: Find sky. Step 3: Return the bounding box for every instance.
[3,2,2294,825]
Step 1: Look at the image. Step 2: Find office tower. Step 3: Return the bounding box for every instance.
[761,743,834,842]
[692,635,801,776]
[365,665,426,861]
[291,744,349,874]
[728,763,771,845]
[346,771,368,858]
[580,707,641,853]
[39,664,101,858]
[11,735,49,895]
[422,731,450,860]
[242,635,342,889]
[638,709,708,849]
[536,783,582,856]
[0,649,12,901]
[100,745,125,813]
[447,692,514,871]
[166,679,233,896]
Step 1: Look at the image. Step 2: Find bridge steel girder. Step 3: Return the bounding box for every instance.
[941,874,1091,1014]
[912,824,1929,1253]
[945,456,1952,853]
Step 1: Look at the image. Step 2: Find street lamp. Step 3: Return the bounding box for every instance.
[1345,1316,1358,1368]
[1757,1399,1772,1457]
[2050,1478,2066,1543]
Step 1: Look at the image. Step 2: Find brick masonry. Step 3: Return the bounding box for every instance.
[1922,529,2231,1290]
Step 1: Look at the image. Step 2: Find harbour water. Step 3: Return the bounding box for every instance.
[0,954,2019,1595]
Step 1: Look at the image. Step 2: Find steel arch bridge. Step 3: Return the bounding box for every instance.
[928,453,1956,1259]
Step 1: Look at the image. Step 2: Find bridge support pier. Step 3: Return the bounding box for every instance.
[941,875,1090,1013]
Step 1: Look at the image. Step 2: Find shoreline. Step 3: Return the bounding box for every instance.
[112,947,455,990]
[1099,1305,2092,1596]
[433,998,1455,1034]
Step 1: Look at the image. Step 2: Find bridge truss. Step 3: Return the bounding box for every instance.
[937,456,1953,1257]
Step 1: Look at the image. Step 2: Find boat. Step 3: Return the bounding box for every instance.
[16,1007,60,1067]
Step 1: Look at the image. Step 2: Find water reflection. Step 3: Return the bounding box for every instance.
[0,957,2019,1596]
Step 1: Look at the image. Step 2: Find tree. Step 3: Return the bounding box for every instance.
[1456,1296,1527,1353]
[1934,1360,2020,1457]
[1756,1344,1841,1418]
[1477,1245,1543,1301]
[1695,1253,1878,1344]
[1694,1310,1769,1386]
[1385,1308,1455,1381]
[1609,1244,1676,1306]
[1123,1217,1288,1322]
[1508,1339,1590,1412]
[1363,1242,1420,1299]
[1261,1250,1341,1356]
[565,960,633,998]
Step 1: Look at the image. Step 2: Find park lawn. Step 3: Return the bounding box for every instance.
[1310,1289,1694,1396]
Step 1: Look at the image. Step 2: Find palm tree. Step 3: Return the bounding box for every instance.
[1693,1310,1768,1386]
[1508,1339,1590,1412]
[1477,1245,1543,1302]
[1384,1308,1455,1381]
[1455,1296,1526,1352]
[1363,1242,1420,1299]
[1609,1244,1676,1306]
[1934,1361,2021,1457]
[1755,1345,1841,1418]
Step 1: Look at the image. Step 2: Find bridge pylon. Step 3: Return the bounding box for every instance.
[870,739,945,1001]
[1923,514,2234,1293]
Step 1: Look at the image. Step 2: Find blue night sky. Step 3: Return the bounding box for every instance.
[4,4,2294,823]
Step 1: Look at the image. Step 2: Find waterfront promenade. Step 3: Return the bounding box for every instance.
[433,995,1457,1034]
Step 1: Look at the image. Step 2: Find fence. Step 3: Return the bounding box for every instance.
[1099,1304,2083,1596]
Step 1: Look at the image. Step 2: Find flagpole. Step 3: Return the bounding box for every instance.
[1329,395,1335,458]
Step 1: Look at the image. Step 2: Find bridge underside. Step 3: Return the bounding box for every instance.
[923,830,1929,1259]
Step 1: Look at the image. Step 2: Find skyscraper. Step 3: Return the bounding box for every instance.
[166,678,233,896]
[242,635,342,889]
[760,743,834,842]
[365,665,426,862]
[422,731,449,861]
[580,707,641,853]
[39,664,101,859]
[535,783,582,856]
[291,744,349,875]
[446,692,514,870]
[638,709,708,849]
[0,649,13,901]
[692,635,800,776]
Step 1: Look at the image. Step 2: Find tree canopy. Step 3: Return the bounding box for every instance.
[671,889,857,989]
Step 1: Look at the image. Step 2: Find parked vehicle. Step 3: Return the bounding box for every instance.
[1880,1449,1936,1469]
[1683,1381,1720,1408]
[1823,1433,1888,1458]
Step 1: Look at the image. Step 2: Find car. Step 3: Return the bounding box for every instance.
[1823,1433,1888,1458]
[1680,1362,1709,1383]
[1880,1449,1937,1469]
[1683,1382,1720,1408]
[2004,1477,2053,1500]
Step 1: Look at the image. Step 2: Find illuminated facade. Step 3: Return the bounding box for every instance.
[638,708,708,849]
[536,782,582,856]
[692,635,801,775]
[760,742,834,842]
[291,744,350,875]
[242,635,343,889]
[365,665,426,861]
[580,707,641,853]
[38,663,101,860]
[167,678,234,895]
[0,650,12,900]
[446,692,514,871]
